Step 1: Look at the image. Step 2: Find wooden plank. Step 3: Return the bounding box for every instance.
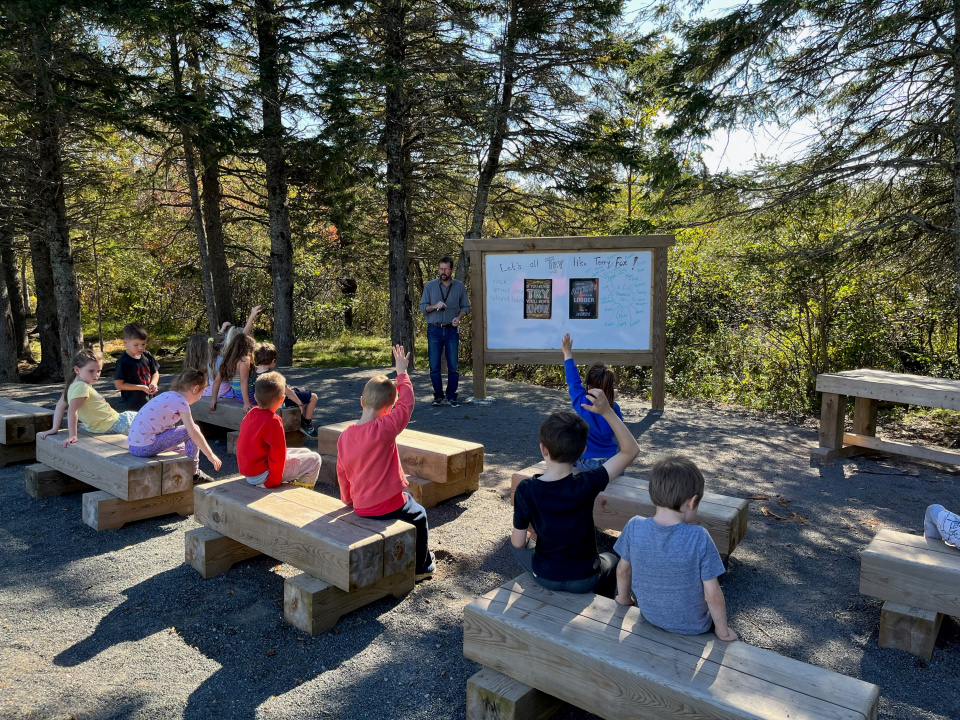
[464,235,677,252]
[859,529,960,616]
[394,427,484,476]
[24,462,94,497]
[464,575,879,720]
[82,488,193,531]
[843,432,960,466]
[190,402,301,432]
[36,433,161,501]
[651,245,667,410]
[852,397,878,437]
[467,668,563,720]
[184,527,262,578]
[481,351,654,366]
[283,570,414,635]
[0,398,53,444]
[878,601,943,660]
[407,473,480,509]
[470,246,487,399]
[0,441,36,467]
[193,479,384,592]
[226,429,304,455]
[92,432,194,495]
[818,392,847,451]
[816,370,960,410]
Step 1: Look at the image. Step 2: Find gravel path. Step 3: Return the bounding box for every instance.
[0,367,957,720]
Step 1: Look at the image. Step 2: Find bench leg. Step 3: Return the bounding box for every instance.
[879,601,944,659]
[82,488,194,531]
[0,441,37,467]
[24,462,94,498]
[811,392,857,463]
[467,668,562,720]
[407,473,481,509]
[284,570,414,636]
[185,527,261,578]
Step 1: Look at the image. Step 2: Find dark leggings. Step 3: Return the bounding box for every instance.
[366,493,432,574]
[511,539,619,598]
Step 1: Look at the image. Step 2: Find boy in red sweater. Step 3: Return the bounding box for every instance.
[337,344,435,581]
[237,371,321,489]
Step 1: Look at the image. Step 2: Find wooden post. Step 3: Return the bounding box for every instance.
[467,668,562,720]
[810,392,848,463]
[185,527,261,578]
[284,570,414,635]
[24,462,93,497]
[470,248,486,399]
[853,396,878,436]
[879,601,943,659]
[651,245,668,411]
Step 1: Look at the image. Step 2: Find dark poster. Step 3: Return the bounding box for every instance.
[524,279,552,319]
[569,278,599,319]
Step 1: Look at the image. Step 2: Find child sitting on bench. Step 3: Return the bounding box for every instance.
[39,348,138,447]
[237,371,322,489]
[127,369,222,484]
[337,344,436,581]
[614,455,738,641]
[253,342,319,437]
[209,332,256,415]
[924,504,960,547]
[511,389,639,597]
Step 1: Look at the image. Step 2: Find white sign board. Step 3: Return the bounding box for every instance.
[484,250,652,351]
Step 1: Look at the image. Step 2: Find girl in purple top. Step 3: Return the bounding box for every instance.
[127,370,222,484]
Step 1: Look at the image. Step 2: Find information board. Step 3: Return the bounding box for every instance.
[485,250,652,351]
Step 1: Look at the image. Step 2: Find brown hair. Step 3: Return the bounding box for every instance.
[171,368,208,393]
[183,334,213,376]
[254,370,286,408]
[218,333,255,383]
[648,455,705,511]
[585,363,615,406]
[538,411,589,463]
[62,348,104,401]
[122,323,148,341]
[362,375,398,412]
[254,342,278,367]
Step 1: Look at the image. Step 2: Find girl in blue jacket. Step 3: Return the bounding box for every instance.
[561,333,624,472]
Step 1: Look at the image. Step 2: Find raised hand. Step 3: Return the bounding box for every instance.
[561,333,573,359]
[393,344,411,374]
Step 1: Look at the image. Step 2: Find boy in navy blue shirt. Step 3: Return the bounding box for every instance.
[511,388,639,597]
[614,455,738,641]
[113,323,159,411]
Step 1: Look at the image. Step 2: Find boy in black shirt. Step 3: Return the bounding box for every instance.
[511,388,639,597]
[113,323,159,411]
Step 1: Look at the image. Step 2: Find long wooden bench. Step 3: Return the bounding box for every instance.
[0,397,54,467]
[225,429,304,455]
[315,422,482,508]
[464,574,880,720]
[34,431,194,530]
[511,462,748,560]
[190,401,300,433]
[813,368,960,465]
[860,528,960,659]
[188,477,416,634]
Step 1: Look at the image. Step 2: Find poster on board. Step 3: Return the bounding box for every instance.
[485,250,652,351]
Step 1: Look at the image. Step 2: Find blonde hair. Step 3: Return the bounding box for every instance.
[362,375,397,412]
[183,334,213,377]
[171,369,208,393]
[62,348,103,401]
[254,370,286,408]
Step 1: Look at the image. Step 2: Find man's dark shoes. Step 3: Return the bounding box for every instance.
[448,398,460,408]
[431,398,445,407]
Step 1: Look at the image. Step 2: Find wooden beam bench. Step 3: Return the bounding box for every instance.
[225,429,304,455]
[189,477,416,634]
[34,431,194,530]
[859,528,960,659]
[511,462,748,560]
[190,401,300,434]
[464,574,880,720]
[0,397,54,467]
[812,368,960,465]
[315,422,482,508]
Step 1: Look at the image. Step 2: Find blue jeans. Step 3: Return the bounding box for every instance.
[427,324,459,401]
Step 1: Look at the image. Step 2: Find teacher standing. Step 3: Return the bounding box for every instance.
[419,255,470,407]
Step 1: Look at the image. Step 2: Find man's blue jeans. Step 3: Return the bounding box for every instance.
[427,323,459,401]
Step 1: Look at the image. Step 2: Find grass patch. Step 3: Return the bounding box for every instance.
[292,333,432,369]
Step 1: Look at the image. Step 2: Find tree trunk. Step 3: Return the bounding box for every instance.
[27,229,62,380]
[32,19,83,375]
[954,0,960,358]
[0,213,29,360]
[383,0,415,362]
[187,44,235,327]
[256,0,295,365]
[170,34,218,335]
[0,259,19,382]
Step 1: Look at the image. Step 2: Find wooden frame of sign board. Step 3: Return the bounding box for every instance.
[464,235,674,410]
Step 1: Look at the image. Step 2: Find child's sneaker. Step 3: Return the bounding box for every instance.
[193,470,214,485]
[287,478,317,490]
[301,418,318,437]
[415,551,436,582]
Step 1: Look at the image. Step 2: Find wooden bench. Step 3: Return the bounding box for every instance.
[34,431,194,530]
[0,397,54,467]
[813,368,960,465]
[190,401,300,434]
[464,574,880,720]
[511,462,749,560]
[315,422,482,508]
[225,429,304,455]
[859,528,960,659]
[188,477,416,634]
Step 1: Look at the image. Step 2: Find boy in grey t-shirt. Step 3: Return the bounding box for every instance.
[614,455,738,641]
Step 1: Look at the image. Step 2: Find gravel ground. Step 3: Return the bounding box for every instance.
[0,366,958,720]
